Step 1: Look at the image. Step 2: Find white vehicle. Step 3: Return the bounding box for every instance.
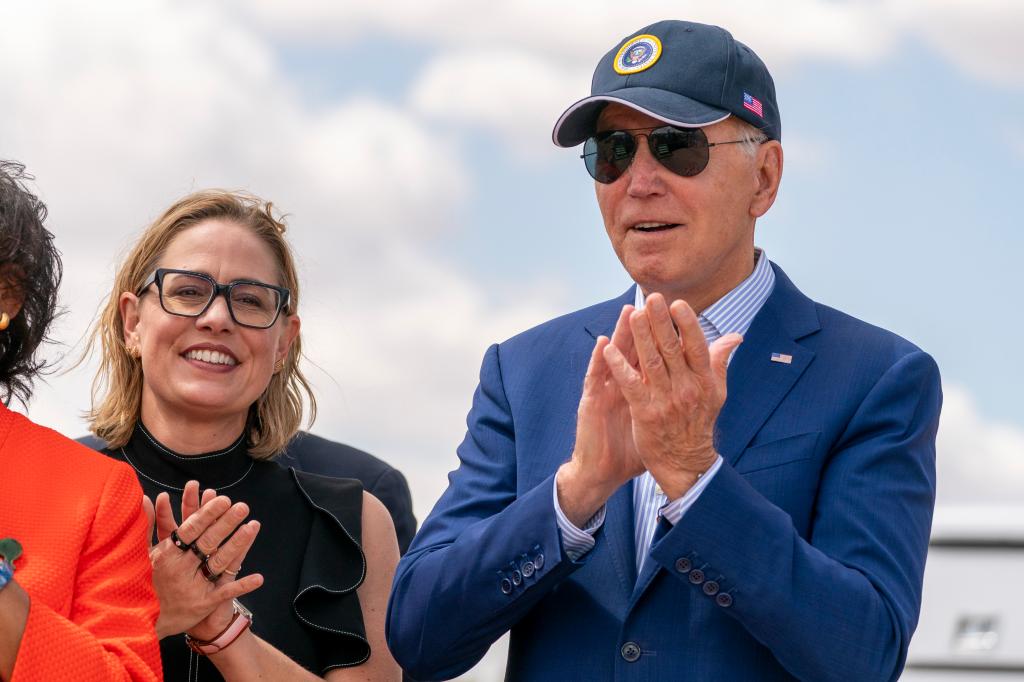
[903,506,1024,680]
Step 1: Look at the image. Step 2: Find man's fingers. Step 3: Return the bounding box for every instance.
[181,480,200,522]
[629,309,671,392]
[205,520,260,575]
[583,336,612,393]
[602,342,646,405]
[154,492,177,543]
[708,333,744,386]
[670,300,711,374]
[609,305,638,366]
[645,294,686,376]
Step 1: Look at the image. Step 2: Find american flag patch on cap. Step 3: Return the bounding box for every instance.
[743,92,763,118]
[770,353,792,364]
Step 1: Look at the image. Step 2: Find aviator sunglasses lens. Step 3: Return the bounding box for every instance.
[582,126,711,183]
[583,131,636,184]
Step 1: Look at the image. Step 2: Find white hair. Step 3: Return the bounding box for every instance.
[732,117,770,157]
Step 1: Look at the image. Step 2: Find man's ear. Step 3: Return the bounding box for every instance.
[0,263,25,321]
[749,141,783,219]
[120,292,143,351]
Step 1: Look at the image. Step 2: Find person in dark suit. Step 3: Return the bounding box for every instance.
[80,431,417,554]
[386,20,941,682]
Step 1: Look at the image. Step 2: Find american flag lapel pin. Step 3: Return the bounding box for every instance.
[770,352,792,364]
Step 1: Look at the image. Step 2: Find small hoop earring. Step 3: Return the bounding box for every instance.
[127,345,141,359]
[274,358,285,374]
[0,312,9,331]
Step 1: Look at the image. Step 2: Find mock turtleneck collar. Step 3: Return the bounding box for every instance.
[119,422,254,492]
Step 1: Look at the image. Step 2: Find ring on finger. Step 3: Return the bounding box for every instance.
[224,565,241,577]
[170,529,192,553]
[199,559,222,583]
[190,543,211,563]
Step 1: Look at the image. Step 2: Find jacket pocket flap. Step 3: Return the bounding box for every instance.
[734,431,820,474]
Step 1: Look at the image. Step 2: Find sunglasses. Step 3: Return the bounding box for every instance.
[581,125,756,184]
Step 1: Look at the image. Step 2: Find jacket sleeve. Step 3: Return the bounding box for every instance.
[387,343,584,681]
[12,463,162,682]
[650,349,941,682]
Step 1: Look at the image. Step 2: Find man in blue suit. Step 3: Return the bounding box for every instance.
[387,19,941,681]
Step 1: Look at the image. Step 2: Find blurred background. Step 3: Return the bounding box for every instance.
[2,1,1021,679]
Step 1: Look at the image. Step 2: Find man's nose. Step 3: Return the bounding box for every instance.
[625,138,668,197]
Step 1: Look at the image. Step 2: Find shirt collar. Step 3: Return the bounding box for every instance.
[633,248,775,340]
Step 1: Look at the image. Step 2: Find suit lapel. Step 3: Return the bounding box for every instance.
[581,286,638,597]
[715,265,820,467]
[584,286,635,340]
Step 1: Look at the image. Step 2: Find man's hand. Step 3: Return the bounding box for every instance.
[557,305,645,528]
[602,293,742,499]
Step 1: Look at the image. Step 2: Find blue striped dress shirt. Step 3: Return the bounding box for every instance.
[554,249,776,566]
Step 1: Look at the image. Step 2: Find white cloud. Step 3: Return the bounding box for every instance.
[0,0,556,529]
[229,0,1023,157]
[889,0,1024,88]
[935,384,1024,505]
[410,49,588,157]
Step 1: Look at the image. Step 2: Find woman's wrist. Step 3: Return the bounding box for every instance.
[185,600,252,656]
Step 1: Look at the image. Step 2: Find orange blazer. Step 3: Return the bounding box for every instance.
[0,404,162,681]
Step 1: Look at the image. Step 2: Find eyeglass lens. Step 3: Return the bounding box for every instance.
[160,271,282,328]
[583,126,711,184]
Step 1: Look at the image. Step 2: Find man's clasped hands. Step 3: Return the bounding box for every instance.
[557,293,744,527]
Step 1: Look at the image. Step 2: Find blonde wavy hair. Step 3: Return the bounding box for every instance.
[86,190,316,459]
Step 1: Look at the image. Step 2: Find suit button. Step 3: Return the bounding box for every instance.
[533,553,545,570]
[674,557,691,573]
[511,569,523,586]
[521,560,536,578]
[702,580,719,596]
[716,592,733,608]
[620,642,641,662]
[688,568,705,584]
[500,578,512,595]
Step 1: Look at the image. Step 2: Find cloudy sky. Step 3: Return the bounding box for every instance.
[1,1,1022,669]
[3,0,1021,677]
[5,0,1023,513]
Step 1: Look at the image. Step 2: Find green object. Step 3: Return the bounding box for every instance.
[0,538,22,565]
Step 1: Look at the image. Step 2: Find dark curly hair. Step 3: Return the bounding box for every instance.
[0,161,62,405]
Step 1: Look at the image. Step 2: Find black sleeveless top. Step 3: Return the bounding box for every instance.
[104,424,369,679]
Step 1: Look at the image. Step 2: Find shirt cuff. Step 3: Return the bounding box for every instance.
[659,455,723,526]
[552,476,606,561]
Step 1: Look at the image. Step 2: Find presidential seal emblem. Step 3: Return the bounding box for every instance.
[614,34,662,75]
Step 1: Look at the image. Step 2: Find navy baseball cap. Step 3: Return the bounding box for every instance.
[552,20,780,147]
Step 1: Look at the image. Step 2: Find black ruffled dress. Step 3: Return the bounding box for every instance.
[104,424,368,680]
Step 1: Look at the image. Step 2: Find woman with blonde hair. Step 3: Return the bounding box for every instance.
[87,189,400,680]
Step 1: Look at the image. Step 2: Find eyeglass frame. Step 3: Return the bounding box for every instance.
[580,125,766,184]
[136,268,292,330]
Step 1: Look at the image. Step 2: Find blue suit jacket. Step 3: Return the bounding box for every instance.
[387,264,941,681]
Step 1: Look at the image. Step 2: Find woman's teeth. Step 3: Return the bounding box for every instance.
[185,349,237,366]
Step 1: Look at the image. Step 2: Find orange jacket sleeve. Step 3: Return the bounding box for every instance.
[11,464,162,682]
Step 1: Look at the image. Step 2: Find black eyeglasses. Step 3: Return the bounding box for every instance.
[137,268,291,330]
[581,125,761,184]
